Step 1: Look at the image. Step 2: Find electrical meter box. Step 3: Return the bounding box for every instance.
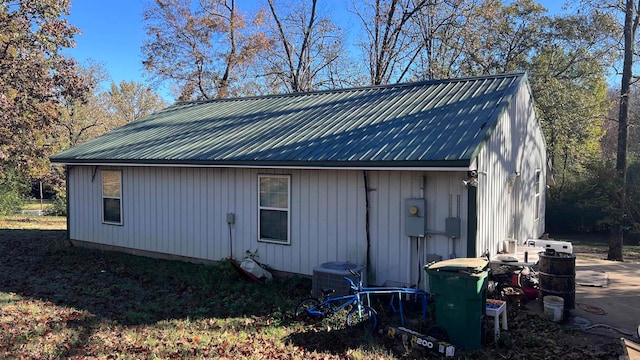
[405,198,427,237]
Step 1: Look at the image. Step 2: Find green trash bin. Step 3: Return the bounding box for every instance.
[425,258,488,350]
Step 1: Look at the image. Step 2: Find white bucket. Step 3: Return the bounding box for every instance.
[543,295,564,322]
[503,239,517,254]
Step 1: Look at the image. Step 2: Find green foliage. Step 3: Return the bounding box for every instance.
[0,0,88,178]
[547,157,640,243]
[527,9,614,187]
[623,158,640,244]
[546,161,612,234]
[244,248,260,260]
[107,80,167,125]
[47,191,67,216]
[530,61,609,184]
[0,167,28,215]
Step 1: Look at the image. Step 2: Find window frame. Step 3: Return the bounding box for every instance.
[258,174,291,245]
[102,170,123,225]
[534,169,541,222]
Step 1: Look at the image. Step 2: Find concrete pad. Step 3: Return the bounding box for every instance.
[571,258,640,336]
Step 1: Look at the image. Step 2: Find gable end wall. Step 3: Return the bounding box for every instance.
[475,81,546,257]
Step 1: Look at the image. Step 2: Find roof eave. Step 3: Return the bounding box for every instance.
[50,158,473,171]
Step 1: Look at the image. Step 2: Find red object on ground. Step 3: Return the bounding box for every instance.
[229,258,259,282]
[512,273,539,299]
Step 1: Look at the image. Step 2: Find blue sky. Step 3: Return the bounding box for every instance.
[63,0,568,101]
[64,0,149,89]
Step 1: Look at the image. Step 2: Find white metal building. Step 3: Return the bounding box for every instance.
[51,73,548,288]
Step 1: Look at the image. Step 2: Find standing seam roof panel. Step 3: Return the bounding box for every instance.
[50,73,526,166]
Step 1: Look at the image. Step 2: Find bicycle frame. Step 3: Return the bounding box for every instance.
[309,275,364,316]
[301,271,427,325]
[359,286,428,326]
[306,293,361,317]
[296,271,377,331]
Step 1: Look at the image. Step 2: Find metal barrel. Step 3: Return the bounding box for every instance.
[538,250,576,312]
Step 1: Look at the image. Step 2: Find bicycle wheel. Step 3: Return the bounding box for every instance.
[346,304,377,333]
[295,298,320,319]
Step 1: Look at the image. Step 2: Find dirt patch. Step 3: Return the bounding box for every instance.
[461,302,624,360]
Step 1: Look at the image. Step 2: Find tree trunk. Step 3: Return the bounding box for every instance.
[608,0,638,261]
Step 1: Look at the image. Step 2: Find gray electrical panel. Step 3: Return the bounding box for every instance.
[405,198,427,237]
[445,217,461,238]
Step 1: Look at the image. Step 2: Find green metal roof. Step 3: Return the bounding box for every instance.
[50,73,526,168]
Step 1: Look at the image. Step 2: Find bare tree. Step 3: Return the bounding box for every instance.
[54,61,110,149]
[264,0,348,92]
[459,0,547,75]
[411,0,481,80]
[352,0,430,85]
[142,0,270,100]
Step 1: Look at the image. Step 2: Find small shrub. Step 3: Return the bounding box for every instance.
[0,188,23,215]
[47,192,67,216]
[0,168,28,215]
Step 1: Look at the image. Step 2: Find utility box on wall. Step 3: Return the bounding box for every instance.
[405,198,427,237]
[445,217,461,239]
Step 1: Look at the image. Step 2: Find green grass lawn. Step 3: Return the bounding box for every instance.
[0,216,624,359]
[0,216,397,359]
[21,203,52,211]
[20,199,54,211]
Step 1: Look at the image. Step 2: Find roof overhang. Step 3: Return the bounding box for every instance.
[51,159,473,172]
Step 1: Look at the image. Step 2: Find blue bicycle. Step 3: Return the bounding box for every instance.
[295,270,378,333]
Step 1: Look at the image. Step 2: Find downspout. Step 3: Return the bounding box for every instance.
[466,185,478,257]
[363,170,371,280]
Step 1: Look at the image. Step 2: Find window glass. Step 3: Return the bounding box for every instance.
[259,209,288,241]
[103,171,121,197]
[260,176,288,208]
[102,170,122,224]
[258,175,289,244]
[103,198,121,223]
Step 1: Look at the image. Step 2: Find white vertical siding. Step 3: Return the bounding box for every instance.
[68,167,370,276]
[475,82,546,257]
[68,165,470,288]
[366,171,467,287]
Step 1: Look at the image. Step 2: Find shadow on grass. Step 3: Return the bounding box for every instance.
[0,229,310,326]
[285,327,383,356]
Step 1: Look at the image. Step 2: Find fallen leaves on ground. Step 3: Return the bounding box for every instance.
[0,218,627,359]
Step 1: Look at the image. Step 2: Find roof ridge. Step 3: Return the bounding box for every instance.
[174,72,526,106]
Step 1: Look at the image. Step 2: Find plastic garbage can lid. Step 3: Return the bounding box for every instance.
[425,257,488,272]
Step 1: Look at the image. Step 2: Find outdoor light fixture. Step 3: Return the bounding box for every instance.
[462,177,478,188]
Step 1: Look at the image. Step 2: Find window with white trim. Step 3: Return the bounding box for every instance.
[534,169,541,222]
[258,174,290,244]
[102,170,122,225]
